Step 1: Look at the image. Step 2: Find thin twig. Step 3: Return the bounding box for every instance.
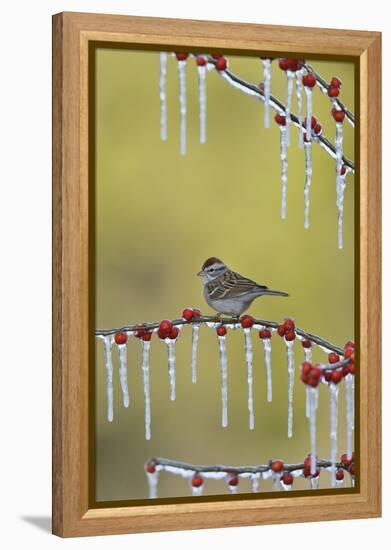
[95,315,344,355]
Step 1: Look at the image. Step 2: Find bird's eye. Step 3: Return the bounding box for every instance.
[209,268,214,272]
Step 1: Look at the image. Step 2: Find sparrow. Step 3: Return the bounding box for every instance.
[197,257,289,316]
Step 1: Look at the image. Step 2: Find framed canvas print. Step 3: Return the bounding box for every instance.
[52,12,381,537]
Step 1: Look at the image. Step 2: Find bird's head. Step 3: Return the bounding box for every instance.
[197,257,228,283]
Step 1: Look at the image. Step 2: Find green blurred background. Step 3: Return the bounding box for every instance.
[94,49,355,501]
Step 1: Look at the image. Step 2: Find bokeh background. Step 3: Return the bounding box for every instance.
[94,49,355,501]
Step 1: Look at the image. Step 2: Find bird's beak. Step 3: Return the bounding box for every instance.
[197,270,203,276]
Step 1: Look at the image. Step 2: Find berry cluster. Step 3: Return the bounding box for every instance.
[327,76,342,98]
[302,115,322,141]
[300,340,355,386]
[278,58,305,72]
[181,307,202,322]
[135,326,153,342]
[277,318,296,341]
[158,320,179,340]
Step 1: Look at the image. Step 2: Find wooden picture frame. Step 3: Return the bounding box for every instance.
[52,11,381,537]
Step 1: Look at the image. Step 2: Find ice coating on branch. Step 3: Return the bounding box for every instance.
[166,340,177,401]
[141,340,152,440]
[262,58,272,128]
[345,373,355,460]
[304,86,313,140]
[103,335,114,422]
[191,324,200,384]
[219,70,262,99]
[308,386,319,474]
[272,472,282,491]
[279,126,288,219]
[159,52,168,141]
[177,59,187,155]
[329,383,339,487]
[218,335,228,428]
[147,471,159,498]
[117,343,130,408]
[296,69,304,147]
[304,141,313,229]
[244,328,254,430]
[335,121,344,248]
[261,337,273,402]
[285,339,295,437]
[251,473,260,492]
[285,70,294,146]
[197,64,207,144]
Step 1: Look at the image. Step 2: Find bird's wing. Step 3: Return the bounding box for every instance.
[207,271,267,300]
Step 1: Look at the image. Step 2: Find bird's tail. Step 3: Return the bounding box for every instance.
[261,289,289,297]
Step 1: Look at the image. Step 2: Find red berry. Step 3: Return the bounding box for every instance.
[159,320,173,334]
[340,165,347,175]
[216,325,227,337]
[191,474,203,487]
[341,453,353,467]
[142,332,152,342]
[158,329,168,339]
[324,370,333,382]
[175,52,189,61]
[286,58,299,72]
[215,57,227,71]
[302,73,316,87]
[135,325,145,338]
[310,115,318,129]
[146,462,156,474]
[115,332,127,345]
[302,362,312,375]
[277,325,286,337]
[259,82,265,92]
[349,464,356,476]
[285,330,296,341]
[346,363,356,375]
[168,326,179,339]
[271,460,284,473]
[240,315,254,329]
[332,109,345,123]
[344,340,355,349]
[196,56,206,66]
[182,308,194,321]
[311,366,322,380]
[304,466,320,478]
[282,472,294,485]
[313,123,322,136]
[274,113,286,126]
[211,54,223,59]
[278,58,289,71]
[344,347,355,360]
[330,370,343,384]
[336,469,344,481]
[301,372,309,384]
[328,86,340,97]
[331,77,342,88]
[192,309,202,319]
[328,352,340,364]
[228,474,239,486]
[259,328,272,339]
[283,318,295,331]
[302,339,312,348]
[308,374,320,387]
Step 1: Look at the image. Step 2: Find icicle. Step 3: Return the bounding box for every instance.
[345,373,355,460]
[336,478,344,489]
[197,63,207,144]
[159,52,168,141]
[103,335,114,422]
[308,386,319,474]
[335,121,344,248]
[310,476,319,490]
[177,59,187,155]
[166,339,177,401]
[285,339,295,437]
[285,70,294,146]
[261,58,271,128]
[117,344,130,408]
[303,140,313,229]
[261,337,272,402]
[147,471,159,498]
[251,474,260,492]
[191,324,200,384]
[244,328,254,430]
[218,335,228,428]
[304,347,312,363]
[279,125,288,219]
[295,69,304,147]
[329,383,339,487]
[304,86,313,139]
[141,340,152,440]
[306,385,311,418]
[272,472,282,491]
[338,169,349,249]
[228,483,239,495]
[191,484,204,497]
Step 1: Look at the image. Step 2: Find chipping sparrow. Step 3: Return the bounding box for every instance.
[197,257,288,316]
